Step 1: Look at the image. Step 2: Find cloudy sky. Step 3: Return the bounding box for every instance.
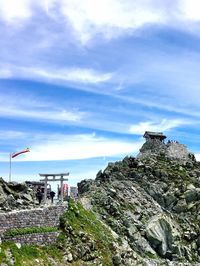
[1,0,200,186]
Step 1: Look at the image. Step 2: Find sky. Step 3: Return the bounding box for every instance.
[1,0,200,187]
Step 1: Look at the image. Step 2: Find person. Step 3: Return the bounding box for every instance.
[36,187,43,205]
[50,191,56,204]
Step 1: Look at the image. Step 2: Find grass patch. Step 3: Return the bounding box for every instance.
[0,241,63,266]
[60,200,115,265]
[4,226,59,237]
[0,241,41,266]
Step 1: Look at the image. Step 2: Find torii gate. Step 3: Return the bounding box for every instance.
[39,173,69,204]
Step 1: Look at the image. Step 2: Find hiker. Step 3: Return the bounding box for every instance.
[36,187,43,205]
[50,191,56,204]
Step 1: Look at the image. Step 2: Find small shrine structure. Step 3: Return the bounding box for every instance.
[143,131,166,143]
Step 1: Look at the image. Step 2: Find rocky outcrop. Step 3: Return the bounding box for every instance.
[166,142,192,161]
[0,178,36,211]
[77,150,200,265]
[138,138,194,163]
[1,137,200,265]
[146,214,181,259]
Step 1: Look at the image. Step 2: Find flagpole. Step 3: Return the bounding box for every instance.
[9,148,30,182]
[9,153,12,182]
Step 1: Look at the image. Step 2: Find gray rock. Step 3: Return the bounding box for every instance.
[112,254,122,266]
[146,214,180,258]
[0,186,6,205]
[173,199,187,213]
[22,193,33,202]
[66,252,73,262]
[184,189,198,203]
[16,199,24,205]
[164,193,177,209]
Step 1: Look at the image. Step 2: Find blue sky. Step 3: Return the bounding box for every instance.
[1,0,200,186]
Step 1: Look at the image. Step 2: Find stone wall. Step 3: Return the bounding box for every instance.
[2,232,60,245]
[0,205,67,234]
[0,205,68,245]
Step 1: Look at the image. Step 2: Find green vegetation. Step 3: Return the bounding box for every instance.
[4,226,59,237]
[60,200,115,265]
[0,241,63,266]
[0,200,117,265]
[1,151,200,265]
[0,227,62,265]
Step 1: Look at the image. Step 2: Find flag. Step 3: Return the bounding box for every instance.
[12,148,30,158]
[63,183,68,195]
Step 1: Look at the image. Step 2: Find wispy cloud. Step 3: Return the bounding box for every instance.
[0,69,12,78]
[0,65,112,84]
[0,92,84,123]
[24,66,113,84]
[129,119,187,135]
[0,108,83,123]
[0,130,27,139]
[2,133,143,162]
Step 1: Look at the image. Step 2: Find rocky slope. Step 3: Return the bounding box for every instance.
[76,139,200,265]
[0,178,36,211]
[0,138,200,265]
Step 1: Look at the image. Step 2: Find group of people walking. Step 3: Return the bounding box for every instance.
[36,187,55,205]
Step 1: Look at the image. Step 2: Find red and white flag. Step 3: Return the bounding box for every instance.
[63,183,68,194]
[11,148,30,158]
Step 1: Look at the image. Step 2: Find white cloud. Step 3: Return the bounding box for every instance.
[0,0,32,23]
[129,119,186,135]
[59,0,200,42]
[0,106,83,123]
[0,69,12,78]
[178,0,200,21]
[26,66,112,84]
[0,0,57,24]
[1,0,200,42]
[11,133,143,161]
[0,92,84,123]
[60,0,166,43]
[0,65,112,84]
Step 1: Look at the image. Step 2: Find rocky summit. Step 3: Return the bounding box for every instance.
[0,133,200,265]
[77,135,200,265]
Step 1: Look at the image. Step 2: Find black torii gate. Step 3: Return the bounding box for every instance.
[39,173,69,204]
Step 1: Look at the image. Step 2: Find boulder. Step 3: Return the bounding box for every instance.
[22,193,33,202]
[164,193,177,209]
[184,189,198,203]
[145,214,180,258]
[173,199,188,213]
[77,179,95,195]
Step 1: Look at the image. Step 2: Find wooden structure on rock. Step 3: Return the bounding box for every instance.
[143,131,166,142]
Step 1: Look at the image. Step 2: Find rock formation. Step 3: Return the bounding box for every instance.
[138,131,194,162]
[1,133,200,265]
[76,134,200,265]
[0,178,36,211]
